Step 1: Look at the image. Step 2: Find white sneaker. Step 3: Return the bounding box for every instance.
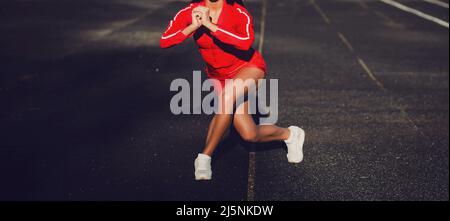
[285,126,306,163]
[194,154,212,180]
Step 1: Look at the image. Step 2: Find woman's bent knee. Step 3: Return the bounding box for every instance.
[240,130,259,143]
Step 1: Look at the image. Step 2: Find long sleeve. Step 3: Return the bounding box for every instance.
[211,7,254,51]
[160,5,193,49]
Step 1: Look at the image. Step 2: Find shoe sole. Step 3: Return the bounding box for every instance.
[195,171,212,181]
[195,176,212,181]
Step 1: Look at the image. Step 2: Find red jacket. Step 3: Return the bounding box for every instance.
[160,1,265,80]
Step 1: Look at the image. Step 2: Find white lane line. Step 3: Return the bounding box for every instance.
[313,0,429,143]
[310,0,331,24]
[311,1,386,90]
[337,32,355,53]
[374,11,398,24]
[247,151,257,201]
[380,0,449,28]
[258,0,268,54]
[357,57,386,90]
[424,0,449,9]
[247,0,268,202]
[61,11,151,58]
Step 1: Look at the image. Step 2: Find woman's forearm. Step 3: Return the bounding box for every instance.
[203,22,218,33]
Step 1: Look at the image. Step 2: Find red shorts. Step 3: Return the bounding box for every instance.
[206,51,267,92]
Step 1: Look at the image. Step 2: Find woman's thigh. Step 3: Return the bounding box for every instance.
[220,67,265,105]
[233,67,265,82]
[216,67,265,114]
[231,67,265,134]
[233,100,257,137]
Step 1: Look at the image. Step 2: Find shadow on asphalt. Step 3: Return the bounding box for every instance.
[0,0,270,201]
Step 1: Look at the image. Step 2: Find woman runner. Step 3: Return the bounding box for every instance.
[160,0,306,180]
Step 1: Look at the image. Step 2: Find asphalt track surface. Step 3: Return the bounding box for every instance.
[0,0,448,201]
